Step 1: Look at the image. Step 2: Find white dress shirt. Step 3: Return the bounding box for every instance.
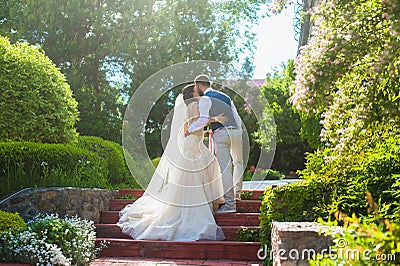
[188,88,242,133]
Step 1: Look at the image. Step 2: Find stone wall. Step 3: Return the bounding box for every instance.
[0,187,118,223]
[271,222,343,266]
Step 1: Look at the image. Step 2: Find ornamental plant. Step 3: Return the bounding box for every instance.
[310,194,400,265]
[290,0,400,155]
[0,210,26,233]
[0,36,78,143]
[0,214,103,265]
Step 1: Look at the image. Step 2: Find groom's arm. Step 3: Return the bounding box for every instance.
[187,97,211,134]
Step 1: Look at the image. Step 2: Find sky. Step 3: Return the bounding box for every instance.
[251,6,299,79]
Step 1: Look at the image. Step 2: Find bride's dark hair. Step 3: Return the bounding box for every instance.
[182,84,197,106]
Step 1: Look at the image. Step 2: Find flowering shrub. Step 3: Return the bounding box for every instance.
[0,214,102,265]
[257,1,400,264]
[290,0,400,154]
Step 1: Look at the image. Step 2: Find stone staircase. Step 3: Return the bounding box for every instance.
[94,188,264,263]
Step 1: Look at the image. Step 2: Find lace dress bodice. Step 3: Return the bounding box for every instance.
[186,101,204,137]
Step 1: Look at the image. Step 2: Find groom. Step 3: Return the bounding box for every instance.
[184,74,244,213]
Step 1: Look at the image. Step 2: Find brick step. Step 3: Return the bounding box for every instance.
[90,257,262,266]
[96,238,262,261]
[117,189,144,198]
[101,211,260,226]
[109,199,261,213]
[117,189,264,200]
[95,224,259,241]
[238,190,264,200]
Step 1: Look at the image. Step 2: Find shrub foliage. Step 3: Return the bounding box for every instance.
[0,210,26,233]
[0,36,78,143]
[76,136,137,186]
[0,136,140,199]
[0,140,107,198]
[0,214,101,265]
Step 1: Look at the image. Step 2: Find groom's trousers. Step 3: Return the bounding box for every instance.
[213,128,243,208]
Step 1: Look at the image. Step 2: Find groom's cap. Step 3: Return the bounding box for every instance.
[194,74,210,83]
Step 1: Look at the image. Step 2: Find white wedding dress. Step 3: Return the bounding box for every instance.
[117,94,225,241]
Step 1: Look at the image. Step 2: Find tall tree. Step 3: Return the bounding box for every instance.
[260,60,312,172]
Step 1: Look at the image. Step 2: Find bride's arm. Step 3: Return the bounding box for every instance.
[191,102,227,124]
[184,121,189,134]
[210,113,228,124]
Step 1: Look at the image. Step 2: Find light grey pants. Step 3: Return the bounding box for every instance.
[213,128,243,208]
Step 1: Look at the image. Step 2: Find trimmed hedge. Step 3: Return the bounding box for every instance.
[76,136,139,187]
[0,141,108,198]
[0,137,140,199]
[0,36,78,143]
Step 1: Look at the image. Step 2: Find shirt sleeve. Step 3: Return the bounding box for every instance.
[231,101,242,130]
[188,96,211,133]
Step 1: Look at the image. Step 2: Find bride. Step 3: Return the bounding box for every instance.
[117,84,226,241]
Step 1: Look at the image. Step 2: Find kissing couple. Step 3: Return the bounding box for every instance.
[117,74,244,241]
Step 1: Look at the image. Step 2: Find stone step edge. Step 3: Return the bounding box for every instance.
[109,199,262,212]
[96,224,260,229]
[111,199,262,203]
[96,238,262,261]
[117,189,265,200]
[90,257,263,265]
[100,211,260,226]
[96,238,262,245]
[102,210,261,216]
[95,224,260,240]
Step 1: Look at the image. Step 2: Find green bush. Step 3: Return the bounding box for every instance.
[235,227,260,242]
[243,168,285,181]
[0,141,108,199]
[311,196,400,266]
[77,136,138,187]
[259,180,327,263]
[258,135,400,264]
[0,211,26,262]
[0,210,26,233]
[0,214,102,265]
[0,36,78,143]
[151,157,161,168]
[300,135,400,220]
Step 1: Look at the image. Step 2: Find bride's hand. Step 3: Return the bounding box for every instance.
[184,121,190,137]
[211,113,228,124]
